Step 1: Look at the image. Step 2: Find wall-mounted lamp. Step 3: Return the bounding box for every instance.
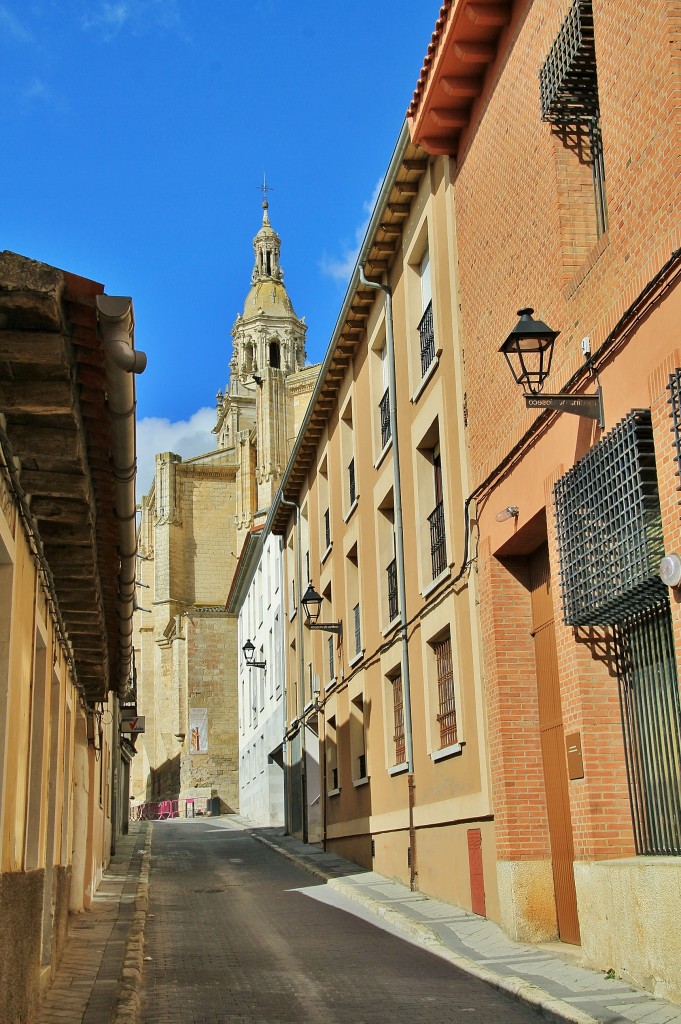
[495,506,520,523]
[660,554,681,589]
[242,639,266,669]
[301,583,343,638]
[500,308,604,429]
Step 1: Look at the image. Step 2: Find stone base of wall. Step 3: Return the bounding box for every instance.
[575,859,681,1005]
[0,868,44,1024]
[496,859,558,942]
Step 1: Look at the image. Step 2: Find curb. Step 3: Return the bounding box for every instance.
[112,824,153,1024]
[246,827,599,1024]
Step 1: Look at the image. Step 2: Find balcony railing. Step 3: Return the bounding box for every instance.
[324,507,331,551]
[428,499,447,580]
[353,602,361,656]
[435,636,457,748]
[379,388,391,449]
[419,300,435,377]
[348,457,356,506]
[387,558,398,621]
[392,675,406,765]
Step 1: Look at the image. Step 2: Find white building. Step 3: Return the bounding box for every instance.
[227,526,287,826]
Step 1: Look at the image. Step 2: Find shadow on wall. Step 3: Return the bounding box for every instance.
[146,754,181,801]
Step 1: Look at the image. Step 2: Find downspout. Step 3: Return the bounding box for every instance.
[280,495,307,843]
[359,266,417,889]
[96,296,147,699]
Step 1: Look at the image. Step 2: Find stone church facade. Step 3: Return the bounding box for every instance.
[131,203,319,811]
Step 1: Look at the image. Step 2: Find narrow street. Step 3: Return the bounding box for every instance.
[140,820,542,1024]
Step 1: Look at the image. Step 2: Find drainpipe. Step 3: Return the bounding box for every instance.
[96,296,147,699]
[279,495,307,843]
[359,266,417,889]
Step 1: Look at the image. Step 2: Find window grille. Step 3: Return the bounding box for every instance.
[615,598,681,855]
[348,457,356,506]
[539,0,607,235]
[379,388,391,449]
[324,507,331,551]
[327,634,334,683]
[540,0,599,124]
[387,557,398,621]
[428,499,447,580]
[419,300,435,377]
[353,603,361,656]
[554,410,665,626]
[667,369,681,480]
[392,674,406,765]
[435,636,457,748]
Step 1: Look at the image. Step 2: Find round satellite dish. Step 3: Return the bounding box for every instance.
[659,554,681,588]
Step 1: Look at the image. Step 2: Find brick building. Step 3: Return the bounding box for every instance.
[409,0,681,1001]
[132,203,319,813]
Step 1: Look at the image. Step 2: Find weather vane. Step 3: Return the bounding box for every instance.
[258,173,274,206]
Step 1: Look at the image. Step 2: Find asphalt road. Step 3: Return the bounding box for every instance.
[140,819,542,1024]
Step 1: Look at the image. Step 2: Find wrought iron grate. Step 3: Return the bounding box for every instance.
[379,388,391,449]
[554,410,666,626]
[616,598,681,855]
[419,300,435,377]
[667,369,681,485]
[539,0,600,125]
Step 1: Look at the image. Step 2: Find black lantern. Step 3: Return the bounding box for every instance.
[499,307,559,395]
[301,584,323,625]
[301,583,342,637]
[242,639,266,669]
[499,308,604,428]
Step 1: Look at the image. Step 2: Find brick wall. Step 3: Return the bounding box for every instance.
[457,0,681,489]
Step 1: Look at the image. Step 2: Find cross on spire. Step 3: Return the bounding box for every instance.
[257,173,274,208]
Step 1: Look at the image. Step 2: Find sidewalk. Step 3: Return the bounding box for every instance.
[36,821,151,1024]
[223,815,681,1024]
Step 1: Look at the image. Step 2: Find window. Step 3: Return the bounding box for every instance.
[269,340,280,368]
[350,694,367,782]
[379,343,391,450]
[327,635,335,685]
[418,249,435,376]
[324,508,331,551]
[327,714,339,792]
[341,398,356,515]
[434,634,457,749]
[429,445,447,579]
[387,556,398,622]
[391,673,406,766]
[346,542,361,660]
[540,0,607,272]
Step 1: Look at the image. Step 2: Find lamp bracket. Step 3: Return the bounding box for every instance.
[525,386,604,429]
[247,660,267,670]
[306,622,343,638]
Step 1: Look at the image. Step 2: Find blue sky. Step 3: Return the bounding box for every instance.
[1,1,437,492]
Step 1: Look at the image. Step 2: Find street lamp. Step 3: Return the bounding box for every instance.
[301,583,343,638]
[242,639,266,670]
[500,308,604,428]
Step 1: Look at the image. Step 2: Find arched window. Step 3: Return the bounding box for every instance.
[269,341,280,368]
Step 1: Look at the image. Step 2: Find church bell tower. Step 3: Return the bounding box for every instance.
[218,197,308,520]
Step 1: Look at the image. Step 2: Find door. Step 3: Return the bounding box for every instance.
[529,544,580,945]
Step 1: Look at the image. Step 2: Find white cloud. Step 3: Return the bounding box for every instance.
[82,0,181,40]
[136,406,216,498]
[0,6,32,41]
[320,177,384,285]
